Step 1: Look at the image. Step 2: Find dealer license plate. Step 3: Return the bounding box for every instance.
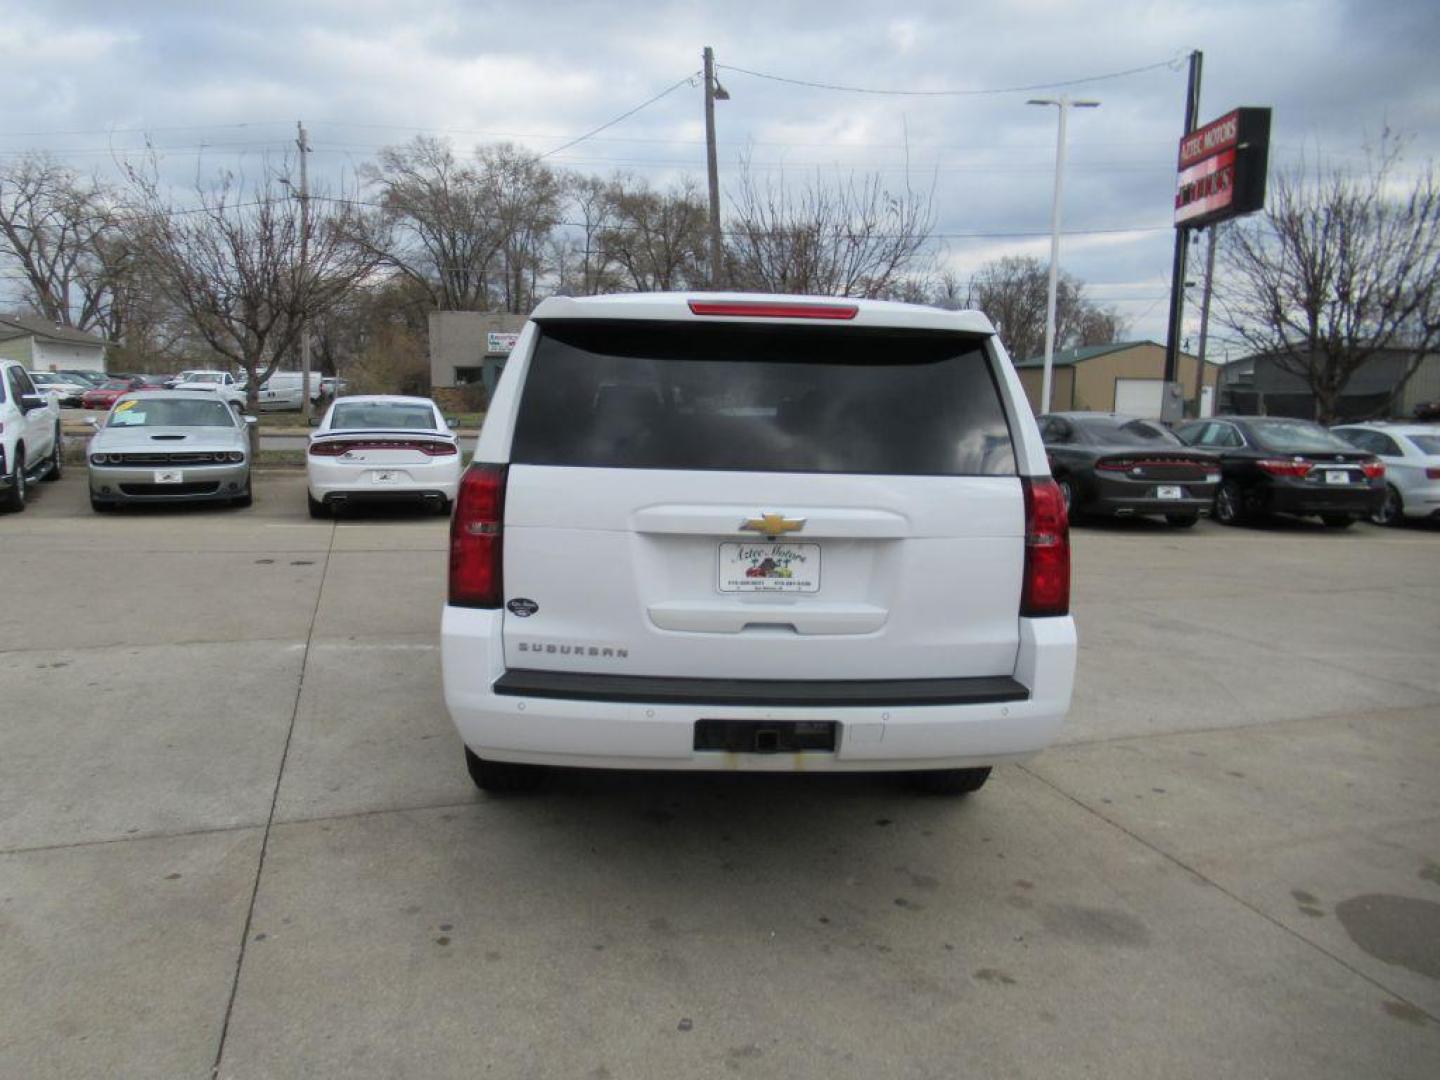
[718,542,821,593]
[371,470,401,484]
[1156,485,1182,500]
[153,470,183,484]
[1325,470,1349,484]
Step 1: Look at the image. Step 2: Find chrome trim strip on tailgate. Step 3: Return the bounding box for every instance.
[493,670,1029,707]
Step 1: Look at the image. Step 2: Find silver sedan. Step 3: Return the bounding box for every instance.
[87,391,256,512]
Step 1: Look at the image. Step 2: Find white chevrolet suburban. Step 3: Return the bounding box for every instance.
[442,294,1076,794]
[2,359,64,512]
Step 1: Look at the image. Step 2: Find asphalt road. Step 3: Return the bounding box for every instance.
[2,473,1438,1079]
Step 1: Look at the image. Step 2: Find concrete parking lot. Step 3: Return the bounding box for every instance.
[2,472,1437,1079]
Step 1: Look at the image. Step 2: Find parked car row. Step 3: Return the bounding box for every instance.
[1040,411,1437,529]
[52,390,460,517]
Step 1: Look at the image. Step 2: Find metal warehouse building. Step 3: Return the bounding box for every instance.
[1014,341,1225,419]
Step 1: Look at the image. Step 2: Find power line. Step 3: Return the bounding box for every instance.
[716,54,1185,97]
[538,73,700,159]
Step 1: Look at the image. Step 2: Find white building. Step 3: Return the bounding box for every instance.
[0,314,108,373]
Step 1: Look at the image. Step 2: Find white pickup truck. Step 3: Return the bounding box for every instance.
[172,370,247,408]
[1,358,63,512]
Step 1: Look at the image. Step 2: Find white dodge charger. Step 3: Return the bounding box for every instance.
[306,394,462,518]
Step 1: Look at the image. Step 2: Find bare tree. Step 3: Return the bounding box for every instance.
[960,255,1126,361]
[0,153,135,338]
[125,158,382,416]
[1221,143,1440,422]
[725,160,934,297]
[552,173,620,296]
[478,144,562,314]
[600,175,709,292]
[361,136,503,310]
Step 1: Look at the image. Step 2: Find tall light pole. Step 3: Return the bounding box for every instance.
[1027,95,1099,415]
[702,46,729,289]
[296,120,313,421]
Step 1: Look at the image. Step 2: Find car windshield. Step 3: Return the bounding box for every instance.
[1248,419,1354,453]
[329,402,438,430]
[31,373,57,384]
[1408,434,1440,454]
[100,379,132,390]
[106,398,236,428]
[1076,418,1183,447]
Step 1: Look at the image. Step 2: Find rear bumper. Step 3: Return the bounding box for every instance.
[1265,480,1383,516]
[442,609,1077,772]
[1400,482,1440,519]
[308,459,461,504]
[1083,474,1216,517]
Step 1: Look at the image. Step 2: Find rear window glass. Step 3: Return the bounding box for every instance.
[511,320,1016,476]
[1075,418,1183,447]
[1248,419,1353,453]
[330,402,438,430]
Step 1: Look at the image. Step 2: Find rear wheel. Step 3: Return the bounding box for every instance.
[1056,476,1079,519]
[232,483,253,509]
[90,494,113,513]
[1371,485,1403,526]
[42,428,62,481]
[464,748,543,793]
[1,448,26,512]
[307,492,329,519]
[1165,513,1199,528]
[908,766,991,796]
[1213,480,1245,526]
[433,496,452,516]
[1320,513,1354,529]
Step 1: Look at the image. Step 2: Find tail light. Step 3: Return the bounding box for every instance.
[449,464,507,608]
[1427,467,1440,480]
[688,299,859,320]
[1360,460,1385,479]
[309,439,457,456]
[1021,477,1070,617]
[1257,458,1312,478]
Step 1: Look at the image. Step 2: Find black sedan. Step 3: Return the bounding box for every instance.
[1173,416,1385,528]
[1039,412,1220,526]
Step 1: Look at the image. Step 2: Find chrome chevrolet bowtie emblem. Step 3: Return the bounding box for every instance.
[741,512,806,539]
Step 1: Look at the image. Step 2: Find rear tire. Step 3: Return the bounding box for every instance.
[1371,485,1403,526]
[908,766,991,796]
[307,492,329,519]
[90,494,113,513]
[232,483,253,509]
[42,428,62,481]
[465,748,542,793]
[434,496,451,516]
[1165,513,1199,527]
[1213,480,1245,526]
[1320,513,1354,529]
[1,448,26,513]
[1056,476,1079,520]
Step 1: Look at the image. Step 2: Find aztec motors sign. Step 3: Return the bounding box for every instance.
[1174,107,1271,228]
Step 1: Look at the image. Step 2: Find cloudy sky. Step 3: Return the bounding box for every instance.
[3,0,1437,351]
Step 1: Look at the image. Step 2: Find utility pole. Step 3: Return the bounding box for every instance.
[702,47,727,290]
[1162,50,1203,386]
[296,120,313,421]
[1192,224,1218,416]
[1027,95,1100,415]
